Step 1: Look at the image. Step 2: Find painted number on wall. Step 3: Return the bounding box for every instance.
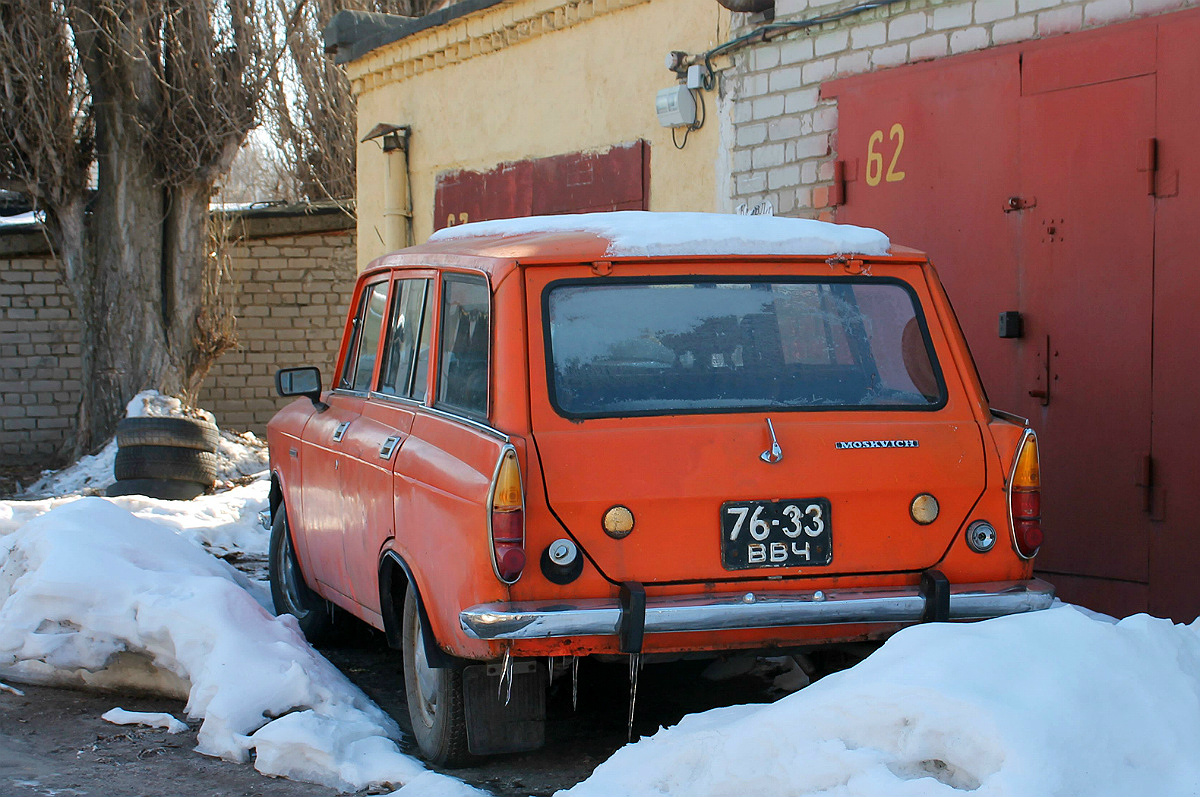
[865,123,907,187]
[445,212,469,227]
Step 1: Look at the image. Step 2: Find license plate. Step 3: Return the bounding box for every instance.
[720,498,832,570]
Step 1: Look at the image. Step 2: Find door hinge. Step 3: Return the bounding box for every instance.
[1136,453,1165,520]
[1138,138,1157,196]
[830,160,846,207]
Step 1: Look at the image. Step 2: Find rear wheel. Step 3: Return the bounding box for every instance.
[268,508,333,644]
[402,588,471,766]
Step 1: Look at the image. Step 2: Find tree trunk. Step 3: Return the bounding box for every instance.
[84,99,178,451]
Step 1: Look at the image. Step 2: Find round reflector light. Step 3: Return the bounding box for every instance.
[603,505,635,538]
[910,493,940,525]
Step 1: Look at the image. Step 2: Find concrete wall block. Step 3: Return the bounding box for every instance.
[836,50,871,75]
[975,0,1016,22]
[993,15,1036,42]
[736,171,768,195]
[811,104,839,133]
[950,26,990,53]
[753,44,781,71]
[871,42,911,69]
[779,36,815,65]
[752,93,787,120]
[796,132,832,159]
[768,165,802,189]
[784,87,821,114]
[851,20,887,48]
[1132,0,1185,13]
[933,2,974,28]
[768,116,803,141]
[814,29,850,56]
[802,57,837,84]
[1037,3,1083,34]
[752,143,787,169]
[1018,0,1059,12]
[910,32,949,59]
[1082,0,1131,24]
[769,65,807,93]
[888,12,929,40]
[737,123,769,147]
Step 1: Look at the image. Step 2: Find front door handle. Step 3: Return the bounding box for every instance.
[333,421,351,442]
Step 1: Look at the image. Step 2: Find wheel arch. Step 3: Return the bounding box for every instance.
[379,551,455,668]
[268,471,284,522]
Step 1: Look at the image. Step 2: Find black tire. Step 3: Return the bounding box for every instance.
[403,588,472,766]
[105,478,207,500]
[114,445,217,485]
[268,508,334,644]
[116,416,220,452]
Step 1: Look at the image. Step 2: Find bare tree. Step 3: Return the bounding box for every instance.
[0,0,277,455]
[264,0,432,203]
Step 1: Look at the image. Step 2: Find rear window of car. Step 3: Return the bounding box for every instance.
[543,277,946,418]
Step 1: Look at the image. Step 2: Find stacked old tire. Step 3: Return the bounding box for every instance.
[106,416,220,500]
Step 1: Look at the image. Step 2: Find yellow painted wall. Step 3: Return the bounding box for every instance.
[347,0,731,268]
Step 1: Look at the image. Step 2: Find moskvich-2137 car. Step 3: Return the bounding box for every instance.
[266,212,1054,764]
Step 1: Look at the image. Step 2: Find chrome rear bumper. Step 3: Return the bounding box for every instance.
[459,578,1055,640]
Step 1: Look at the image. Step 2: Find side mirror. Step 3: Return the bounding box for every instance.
[276,367,328,411]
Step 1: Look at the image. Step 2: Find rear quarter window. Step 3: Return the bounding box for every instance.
[544,277,946,418]
[437,274,490,418]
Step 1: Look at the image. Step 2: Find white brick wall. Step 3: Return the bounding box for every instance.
[724,0,1197,217]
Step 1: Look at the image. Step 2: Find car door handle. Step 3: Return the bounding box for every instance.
[332,421,351,442]
[379,435,403,459]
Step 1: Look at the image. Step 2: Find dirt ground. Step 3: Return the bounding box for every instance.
[0,631,813,797]
[0,682,335,797]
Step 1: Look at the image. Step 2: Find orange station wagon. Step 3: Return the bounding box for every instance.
[266,212,1054,764]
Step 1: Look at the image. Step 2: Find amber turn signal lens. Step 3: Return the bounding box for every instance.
[910,493,940,525]
[493,449,523,510]
[603,505,634,538]
[1013,434,1041,489]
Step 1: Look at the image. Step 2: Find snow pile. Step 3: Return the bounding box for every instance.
[20,390,269,498]
[0,498,479,795]
[564,605,1200,797]
[428,211,891,258]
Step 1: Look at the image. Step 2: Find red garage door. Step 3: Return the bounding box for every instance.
[433,141,650,231]
[825,10,1200,620]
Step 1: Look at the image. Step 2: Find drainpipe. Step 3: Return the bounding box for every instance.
[362,123,414,250]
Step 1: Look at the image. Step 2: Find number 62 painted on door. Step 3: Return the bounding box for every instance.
[865,123,907,186]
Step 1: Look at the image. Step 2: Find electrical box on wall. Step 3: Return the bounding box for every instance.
[656,85,696,128]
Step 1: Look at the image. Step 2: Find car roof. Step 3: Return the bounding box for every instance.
[362,211,929,282]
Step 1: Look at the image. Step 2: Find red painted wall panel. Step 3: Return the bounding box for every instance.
[434,142,648,231]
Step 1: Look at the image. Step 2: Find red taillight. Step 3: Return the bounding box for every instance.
[490,448,525,583]
[1010,432,1043,558]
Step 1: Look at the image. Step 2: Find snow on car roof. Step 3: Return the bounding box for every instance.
[426,211,891,258]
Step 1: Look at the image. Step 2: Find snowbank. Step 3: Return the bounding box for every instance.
[0,497,479,795]
[563,605,1200,797]
[428,211,891,258]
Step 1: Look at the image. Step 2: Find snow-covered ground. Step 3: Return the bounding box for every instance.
[3,393,1200,796]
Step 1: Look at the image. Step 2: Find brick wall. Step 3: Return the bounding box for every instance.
[0,207,357,468]
[725,0,1197,216]
[196,221,357,435]
[0,233,83,464]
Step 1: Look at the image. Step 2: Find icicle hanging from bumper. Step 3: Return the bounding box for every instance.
[626,651,642,743]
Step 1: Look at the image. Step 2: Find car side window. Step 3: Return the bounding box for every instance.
[379,278,432,400]
[437,274,489,417]
[338,281,389,392]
